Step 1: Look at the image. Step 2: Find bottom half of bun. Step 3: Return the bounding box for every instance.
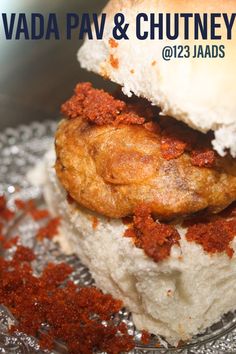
[32,149,236,346]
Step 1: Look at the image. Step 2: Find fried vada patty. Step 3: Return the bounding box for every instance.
[55,116,236,220]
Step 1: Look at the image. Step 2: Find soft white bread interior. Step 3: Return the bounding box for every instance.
[30,148,236,346]
[78,0,236,157]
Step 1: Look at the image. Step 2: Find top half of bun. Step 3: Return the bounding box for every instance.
[78,0,236,157]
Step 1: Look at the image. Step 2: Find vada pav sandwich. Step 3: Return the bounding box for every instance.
[40,0,236,346]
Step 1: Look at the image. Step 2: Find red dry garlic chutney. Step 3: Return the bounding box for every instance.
[14,198,60,241]
[0,195,135,354]
[61,83,217,168]
[125,203,236,262]
[160,120,216,167]
[36,217,61,241]
[0,246,134,354]
[91,216,99,230]
[61,82,145,125]
[109,54,119,69]
[191,149,215,167]
[0,195,15,221]
[124,203,180,262]
[15,198,50,221]
[185,205,236,258]
[109,38,119,48]
[160,134,187,160]
[141,330,151,345]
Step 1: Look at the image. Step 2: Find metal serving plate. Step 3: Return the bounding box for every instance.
[0,120,236,353]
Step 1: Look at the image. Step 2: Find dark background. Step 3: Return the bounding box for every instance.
[0,0,114,129]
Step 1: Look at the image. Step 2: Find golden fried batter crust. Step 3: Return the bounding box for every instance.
[55,118,236,219]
